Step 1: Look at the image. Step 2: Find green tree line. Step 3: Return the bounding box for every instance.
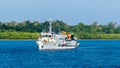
[0,20,120,39]
[0,31,39,39]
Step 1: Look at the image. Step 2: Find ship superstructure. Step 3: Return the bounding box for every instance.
[36,20,79,50]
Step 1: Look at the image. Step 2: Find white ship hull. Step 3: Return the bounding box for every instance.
[36,41,79,50]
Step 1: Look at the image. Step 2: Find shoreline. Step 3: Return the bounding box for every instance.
[0,38,120,40]
[0,39,37,40]
[79,39,120,40]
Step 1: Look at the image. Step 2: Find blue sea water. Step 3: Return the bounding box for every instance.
[0,40,120,68]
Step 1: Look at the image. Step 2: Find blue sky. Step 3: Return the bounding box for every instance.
[0,0,120,25]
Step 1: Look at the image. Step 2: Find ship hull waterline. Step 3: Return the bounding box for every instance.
[36,41,79,50]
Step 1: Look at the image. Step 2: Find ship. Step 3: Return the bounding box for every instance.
[36,20,80,50]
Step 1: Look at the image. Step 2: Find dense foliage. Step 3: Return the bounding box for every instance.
[0,31,39,39]
[0,20,120,39]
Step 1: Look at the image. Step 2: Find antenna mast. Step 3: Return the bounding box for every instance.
[49,19,52,33]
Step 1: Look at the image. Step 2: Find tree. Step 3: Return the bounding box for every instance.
[106,22,116,33]
[116,25,120,33]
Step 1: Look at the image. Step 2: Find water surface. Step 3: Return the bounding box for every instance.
[0,40,120,68]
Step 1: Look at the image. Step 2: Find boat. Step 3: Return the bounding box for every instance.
[36,20,80,50]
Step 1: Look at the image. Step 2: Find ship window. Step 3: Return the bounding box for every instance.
[42,35,52,37]
[49,35,51,37]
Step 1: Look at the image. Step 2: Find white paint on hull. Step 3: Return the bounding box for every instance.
[38,46,76,50]
[36,41,79,50]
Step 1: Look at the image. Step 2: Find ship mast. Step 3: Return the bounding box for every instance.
[49,19,52,33]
